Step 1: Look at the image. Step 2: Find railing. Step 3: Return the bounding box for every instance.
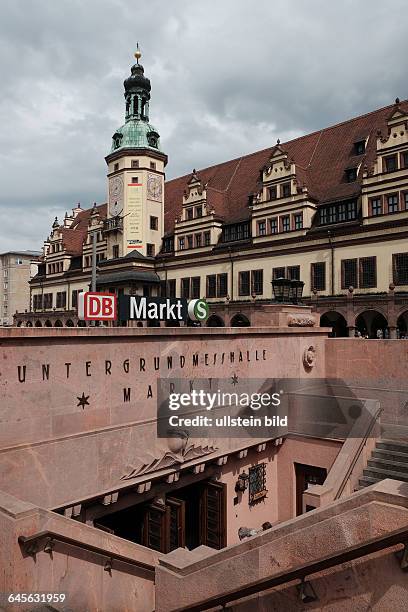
[18,531,155,578]
[173,525,408,612]
[103,217,123,233]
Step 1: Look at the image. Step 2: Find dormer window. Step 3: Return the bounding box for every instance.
[269,186,277,200]
[346,167,357,182]
[401,152,408,168]
[195,206,202,218]
[186,208,194,220]
[281,182,291,198]
[113,133,122,149]
[384,155,397,173]
[354,140,366,155]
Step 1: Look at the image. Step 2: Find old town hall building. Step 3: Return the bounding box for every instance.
[16,49,408,338]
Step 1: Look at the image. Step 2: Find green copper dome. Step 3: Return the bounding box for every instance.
[110,47,162,154]
[110,119,161,153]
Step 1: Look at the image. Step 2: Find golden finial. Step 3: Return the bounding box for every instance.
[134,42,142,64]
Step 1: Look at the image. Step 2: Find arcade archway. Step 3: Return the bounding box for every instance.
[35,320,42,327]
[320,311,348,337]
[355,310,388,339]
[230,314,250,327]
[397,311,408,338]
[206,315,225,327]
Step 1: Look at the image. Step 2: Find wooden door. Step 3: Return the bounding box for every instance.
[167,497,186,551]
[199,481,227,549]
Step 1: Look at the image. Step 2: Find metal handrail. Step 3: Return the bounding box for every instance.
[172,525,408,611]
[18,531,155,578]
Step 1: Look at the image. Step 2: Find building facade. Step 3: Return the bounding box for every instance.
[0,251,40,326]
[18,50,408,337]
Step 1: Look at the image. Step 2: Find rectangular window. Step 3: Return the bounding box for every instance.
[191,277,201,299]
[273,267,286,280]
[131,176,139,184]
[181,278,190,299]
[195,206,202,218]
[239,271,250,296]
[114,162,119,171]
[187,235,193,249]
[249,464,267,505]
[270,218,278,234]
[179,237,185,250]
[294,212,303,230]
[282,182,291,198]
[338,203,346,221]
[71,290,78,308]
[56,291,67,309]
[251,269,263,295]
[204,231,211,246]
[341,259,358,289]
[405,192,408,211]
[195,233,202,247]
[131,160,139,168]
[168,279,176,298]
[163,236,174,253]
[371,198,382,216]
[257,220,266,236]
[146,243,155,257]
[150,162,156,170]
[186,208,194,220]
[269,186,277,200]
[311,262,326,291]
[320,208,328,224]
[217,273,228,297]
[387,194,399,214]
[287,265,300,280]
[384,155,397,173]
[206,275,217,298]
[328,205,336,223]
[33,294,43,310]
[402,152,408,169]
[16,258,23,265]
[347,200,357,220]
[281,215,290,232]
[150,216,158,230]
[393,253,408,286]
[43,293,53,309]
[359,256,377,288]
[113,245,119,259]
[346,168,357,182]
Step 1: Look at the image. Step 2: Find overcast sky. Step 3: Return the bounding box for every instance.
[0,0,406,252]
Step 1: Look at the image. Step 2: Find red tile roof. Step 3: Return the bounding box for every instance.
[61,204,107,255]
[164,99,408,233]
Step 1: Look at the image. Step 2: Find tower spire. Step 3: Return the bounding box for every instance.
[134,42,142,65]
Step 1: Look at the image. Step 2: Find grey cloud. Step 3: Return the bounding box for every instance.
[0,0,407,251]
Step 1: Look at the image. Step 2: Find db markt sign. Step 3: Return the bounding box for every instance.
[78,292,117,321]
[78,292,209,324]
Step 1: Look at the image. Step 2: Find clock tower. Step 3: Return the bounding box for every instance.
[105,45,167,258]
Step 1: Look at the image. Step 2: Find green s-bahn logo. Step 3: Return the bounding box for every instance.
[188,298,210,322]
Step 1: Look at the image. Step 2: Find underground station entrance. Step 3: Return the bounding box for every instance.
[94,479,226,554]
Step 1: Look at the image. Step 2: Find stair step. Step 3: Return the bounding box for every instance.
[371,449,408,462]
[363,466,408,483]
[376,439,408,453]
[367,458,408,473]
[358,476,381,488]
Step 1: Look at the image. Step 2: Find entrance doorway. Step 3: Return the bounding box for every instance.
[95,479,226,553]
[295,463,327,516]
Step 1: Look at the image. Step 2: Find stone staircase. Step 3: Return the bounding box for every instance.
[359,439,408,488]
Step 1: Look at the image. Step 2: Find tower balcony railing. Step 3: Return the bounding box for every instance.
[103,217,123,233]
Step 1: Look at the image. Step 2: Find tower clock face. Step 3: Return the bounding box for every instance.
[147,173,162,202]
[109,176,124,216]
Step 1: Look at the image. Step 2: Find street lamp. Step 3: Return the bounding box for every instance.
[272,277,291,303]
[290,280,305,304]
